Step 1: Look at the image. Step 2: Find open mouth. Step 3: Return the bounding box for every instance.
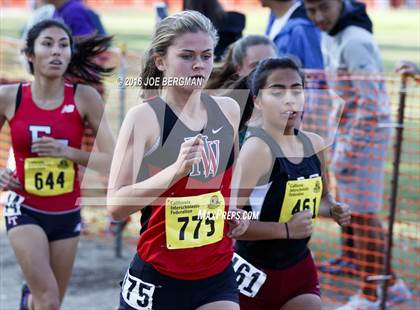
[191,75,205,80]
[190,75,205,86]
[49,60,63,65]
[285,111,297,119]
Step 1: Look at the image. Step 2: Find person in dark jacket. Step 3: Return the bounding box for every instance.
[183,0,245,61]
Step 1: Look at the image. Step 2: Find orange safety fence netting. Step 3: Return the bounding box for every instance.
[302,71,419,309]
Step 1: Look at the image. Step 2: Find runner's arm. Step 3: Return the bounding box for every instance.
[305,131,340,217]
[62,84,116,174]
[230,137,289,240]
[107,104,200,220]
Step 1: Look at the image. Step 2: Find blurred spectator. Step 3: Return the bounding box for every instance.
[183,0,225,26]
[261,0,323,69]
[305,0,412,309]
[154,1,169,24]
[22,0,55,41]
[260,0,325,140]
[48,0,95,36]
[183,0,245,61]
[85,4,107,36]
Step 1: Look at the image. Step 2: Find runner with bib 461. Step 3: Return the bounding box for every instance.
[229,57,351,310]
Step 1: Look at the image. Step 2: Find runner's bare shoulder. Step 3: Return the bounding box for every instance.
[300,130,326,154]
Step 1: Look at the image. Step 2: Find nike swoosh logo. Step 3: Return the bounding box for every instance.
[212,126,223,134]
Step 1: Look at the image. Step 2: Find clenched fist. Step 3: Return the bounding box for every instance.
[173,135,204,177]
[330,202,351,226]
[0,168,21,191]
[287,210,313,239]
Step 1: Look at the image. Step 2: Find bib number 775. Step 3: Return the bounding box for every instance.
[121,270,155,310]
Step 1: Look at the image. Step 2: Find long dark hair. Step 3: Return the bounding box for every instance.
[23,19,113,83]
[223,76,253,132]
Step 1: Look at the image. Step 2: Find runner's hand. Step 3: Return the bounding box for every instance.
[32,136,68,157]
[0,168,21,190]
[287,210,313,239]
[330,202,351,226]
[228,208,250,238]
[173,135,203,178]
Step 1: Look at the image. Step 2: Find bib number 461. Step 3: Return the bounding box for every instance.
[232,253,267,298]
[291,198,317,219]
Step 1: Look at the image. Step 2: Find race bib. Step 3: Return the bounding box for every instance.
[4,191,25,216]
[232,253,267,298]
[24,157,75,197]
[279,176,323,223]
[121,270,155,310]
[165,191,225,250]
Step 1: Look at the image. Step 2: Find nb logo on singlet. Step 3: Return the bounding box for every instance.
[187,135,220,178]
[61,104,75,114]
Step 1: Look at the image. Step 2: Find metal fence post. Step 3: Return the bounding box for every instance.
[380,75,408,310]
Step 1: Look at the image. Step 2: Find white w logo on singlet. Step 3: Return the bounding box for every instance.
[188,135,220,178]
